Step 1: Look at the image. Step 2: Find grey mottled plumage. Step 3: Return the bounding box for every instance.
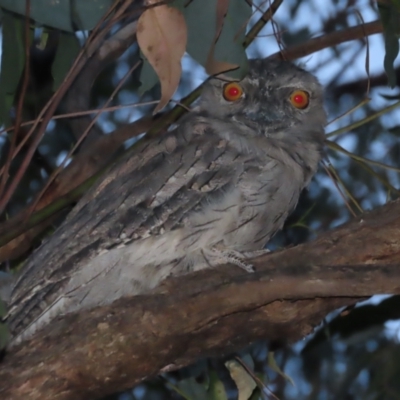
[5,59,326,346]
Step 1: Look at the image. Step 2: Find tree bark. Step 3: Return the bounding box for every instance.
[1,199,400,400]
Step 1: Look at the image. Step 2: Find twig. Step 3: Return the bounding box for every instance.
[243,0,284,49]
[29,60,142,214]
[0,0,132,214]
[326,100,400,138]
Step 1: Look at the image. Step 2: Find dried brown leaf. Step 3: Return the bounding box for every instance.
[137,3,187,114]
[225,359,257,400]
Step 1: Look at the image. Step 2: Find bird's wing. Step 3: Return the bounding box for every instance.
[6,116,248,337]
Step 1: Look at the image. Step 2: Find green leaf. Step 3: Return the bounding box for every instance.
[214,0,250,79]
[0,10,26,126]
[0,298,6,317]
[70,0,85,32]
[267,351,295,387]
[378,2,400,88]
[142,0,251,92]
[0,0,113,32]
[0,298,10,350]
[174,0,217,67]
[141,0,216,94]
[207,370,228,400]
[138,56,160,96]
[0,321,10,350]
[52,31,81,91]
[174,0,250,78]
[380,92,400,100]
[169,376,209,400]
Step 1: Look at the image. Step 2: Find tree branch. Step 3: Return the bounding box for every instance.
[1,198,400,400]
[271,20,383,60]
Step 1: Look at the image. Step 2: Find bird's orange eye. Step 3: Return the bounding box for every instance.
[223,82,243,101]
[290,90,309,109]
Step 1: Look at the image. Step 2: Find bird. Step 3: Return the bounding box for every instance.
[3,58,327,347]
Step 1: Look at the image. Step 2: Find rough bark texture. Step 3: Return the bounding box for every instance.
[1,199,400,399]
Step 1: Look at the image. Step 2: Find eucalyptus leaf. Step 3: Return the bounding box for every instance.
[140,0,251,93]
[172,376,208,400]
[0,0,113,32]
[52,31,81,91]
[174,0,249,78]
[0,296,9,350]
[214,0,251,79]
[174,0,217,67]
[267,351,295,387]
[0,11,26,126]
[0,298,6,317]
[378,2,400,88]
[225,359,257,400]
[379,92,400,100]
[207,370,228,400]
[0,321,10,350]
[138,57,160,96]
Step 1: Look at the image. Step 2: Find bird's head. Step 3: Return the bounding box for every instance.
[199,58,327,146]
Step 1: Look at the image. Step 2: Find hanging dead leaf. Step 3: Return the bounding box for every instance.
[137,2,187,114]
[268,351,295,387]
[205,0,238,75]
[225,359,257,400]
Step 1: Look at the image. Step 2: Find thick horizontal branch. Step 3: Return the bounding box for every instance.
[1,199,400,400]
[271,20,383,61]
[331,67,400,97]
